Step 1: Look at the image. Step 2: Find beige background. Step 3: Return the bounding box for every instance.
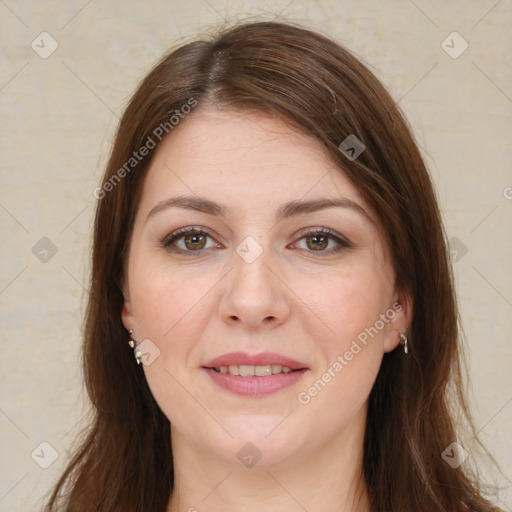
[1,1,511,510]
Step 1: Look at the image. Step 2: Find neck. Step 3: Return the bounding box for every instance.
[167,409,370,512]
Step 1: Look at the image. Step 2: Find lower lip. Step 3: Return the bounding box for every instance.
[203,368,307,397]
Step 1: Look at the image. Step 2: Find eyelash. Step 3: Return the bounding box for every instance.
[161,226,351,257]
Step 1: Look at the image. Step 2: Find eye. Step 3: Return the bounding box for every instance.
[162,226,350,256]
[293,228,350,254]
[162,227,220,255]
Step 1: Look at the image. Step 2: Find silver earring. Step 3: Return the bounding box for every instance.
[128,329,143,365]
[400,333,408,354]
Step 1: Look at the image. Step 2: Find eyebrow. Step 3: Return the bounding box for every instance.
[146,195,369,223]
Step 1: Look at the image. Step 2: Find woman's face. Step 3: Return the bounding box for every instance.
[122,109,409,468]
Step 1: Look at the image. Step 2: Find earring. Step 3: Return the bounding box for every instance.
[400,333,409,354]
[128,329,143,365]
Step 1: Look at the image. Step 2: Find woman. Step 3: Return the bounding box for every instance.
[45,20,501,512]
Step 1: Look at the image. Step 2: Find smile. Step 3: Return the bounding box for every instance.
[210,364,294,376]
[202,351,308,396]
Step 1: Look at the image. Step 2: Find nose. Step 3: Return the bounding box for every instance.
[218,242,291,331]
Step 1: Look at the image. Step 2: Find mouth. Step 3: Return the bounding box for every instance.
[207,364,297,376]
[202,352,309,397]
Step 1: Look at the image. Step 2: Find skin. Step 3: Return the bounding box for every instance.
[121,108,412,512]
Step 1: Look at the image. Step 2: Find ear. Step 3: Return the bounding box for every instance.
[383,288,413,353]
[120,273,137,335]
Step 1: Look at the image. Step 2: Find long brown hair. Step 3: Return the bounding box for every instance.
[45,20,499,511]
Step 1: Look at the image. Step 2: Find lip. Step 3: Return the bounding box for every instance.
[203,351,307,370]
[202,351,309,397]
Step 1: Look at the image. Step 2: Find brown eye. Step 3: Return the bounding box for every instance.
[305,234,329,251]
[183,232,207,250]
[294,228,350,255]
[162,227,218,255]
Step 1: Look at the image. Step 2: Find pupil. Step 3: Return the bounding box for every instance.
[308,235,327,250]
[186,233,205,250]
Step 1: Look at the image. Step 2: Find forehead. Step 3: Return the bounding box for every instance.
[138,109,369,215]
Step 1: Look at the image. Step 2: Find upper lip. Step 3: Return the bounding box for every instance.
[203,351,308,370]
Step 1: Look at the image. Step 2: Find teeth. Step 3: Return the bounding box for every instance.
[255,365,271,376]
[239,365,255,377]
[214,364,294,376]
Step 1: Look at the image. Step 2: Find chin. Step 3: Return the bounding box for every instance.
[203,415,310,469]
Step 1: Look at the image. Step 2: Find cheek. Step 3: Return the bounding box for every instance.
[134,272,203,429]
[129,258,215,340]
[295,269,392,415]
[128,260,216,403]
[312,267,392,349]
